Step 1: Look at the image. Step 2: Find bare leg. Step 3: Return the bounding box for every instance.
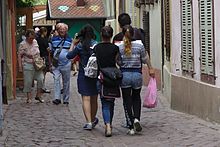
[72,63,77,76]
[35,88,44,103]
[91,95,98,122]
[82,96,92,123]
[26,92,32,103]
[36,88,42,98]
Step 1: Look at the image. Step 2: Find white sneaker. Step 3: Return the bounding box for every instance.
[127,129,135,135]
[134,119,142,132]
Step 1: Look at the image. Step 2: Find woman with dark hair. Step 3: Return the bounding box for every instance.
[36,27,51,93]
[95,26,120,137]
[66,24,99,130]
[115,25,155,135]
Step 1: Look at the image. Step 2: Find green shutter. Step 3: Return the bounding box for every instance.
[143,11,150,54]
[181,0,194,72]
[199,0,214,75]
[164,0,171,61]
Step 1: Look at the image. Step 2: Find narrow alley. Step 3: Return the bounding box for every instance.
[0,72,220,147]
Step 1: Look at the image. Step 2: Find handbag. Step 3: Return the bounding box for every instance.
[101,84,121,98]
[33,54,46,70]
[143,77,157,108]
[52,39,65,67]
[100,67,123,87]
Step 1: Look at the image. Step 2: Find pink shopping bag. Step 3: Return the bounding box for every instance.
[143,77,157,108]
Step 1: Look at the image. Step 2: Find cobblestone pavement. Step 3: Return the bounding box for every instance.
[1,73,220,147]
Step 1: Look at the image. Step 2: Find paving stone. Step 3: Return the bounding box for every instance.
[0,72,220,146]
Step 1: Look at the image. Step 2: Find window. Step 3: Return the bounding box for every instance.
[181,0,194,76]
[164,0,171,61]
[199,0,215,84]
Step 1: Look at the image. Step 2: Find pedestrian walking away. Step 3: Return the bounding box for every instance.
[113,12,147,128]
[115,25,155,135]
[50,23,72,105]
[71,33,80,76]
[95,26,120,137]
[66,24,99,131]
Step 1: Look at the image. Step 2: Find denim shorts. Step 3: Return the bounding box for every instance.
[121,72,142,89]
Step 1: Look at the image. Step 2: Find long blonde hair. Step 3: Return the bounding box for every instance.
[122,25,133,56]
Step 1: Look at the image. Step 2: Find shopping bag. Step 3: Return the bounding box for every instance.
[143,77,157,108]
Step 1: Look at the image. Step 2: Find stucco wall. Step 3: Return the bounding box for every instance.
[163,65,171,103]
[171,75,220,123]
[149,2,162,71]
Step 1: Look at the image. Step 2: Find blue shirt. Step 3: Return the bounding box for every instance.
[51,35,72,66]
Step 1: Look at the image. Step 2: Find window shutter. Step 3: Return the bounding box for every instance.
[199,0,214,76]
[164,0,171,61]
[143,11,150,55]
[181,0,194,73]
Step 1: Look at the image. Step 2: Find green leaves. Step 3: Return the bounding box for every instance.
[16,0,47,8]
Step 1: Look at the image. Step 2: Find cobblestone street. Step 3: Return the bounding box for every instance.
[1,73,220,147]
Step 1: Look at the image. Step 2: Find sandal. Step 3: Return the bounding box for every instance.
[42,88,51,93]
[35,97,44,103]
[105,124,112,137]
[26,98,31,103]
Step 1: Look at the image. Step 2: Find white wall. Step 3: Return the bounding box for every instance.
[191,0,201,81]
[170,0,181,75]
[149,2,162,70]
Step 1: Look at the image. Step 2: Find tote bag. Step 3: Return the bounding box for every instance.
[143,77,157,108]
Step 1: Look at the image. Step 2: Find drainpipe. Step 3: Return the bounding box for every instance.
[161,0,165,89]
[0,58,2,136]
[0,0,4,137]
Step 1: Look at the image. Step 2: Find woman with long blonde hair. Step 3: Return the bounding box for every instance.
[116,25,155,135]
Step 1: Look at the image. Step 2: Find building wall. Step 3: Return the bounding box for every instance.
[171,75,220,123]
[169,0,220,122]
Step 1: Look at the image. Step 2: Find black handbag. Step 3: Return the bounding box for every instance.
[101,85,121,98]
[100,67,122,87]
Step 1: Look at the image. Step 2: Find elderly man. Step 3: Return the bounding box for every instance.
[50,23,73,105]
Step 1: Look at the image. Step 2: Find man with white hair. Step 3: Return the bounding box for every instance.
[50,23,73,105]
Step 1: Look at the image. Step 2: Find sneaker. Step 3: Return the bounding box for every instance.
[61,89,64,94]
[120,121,130,128]
[127,129,135,135]
[42,88,51,93]
[52,99,61,105]
[83,123,92,131]
[134,119,142,132]
[35,97,44,103]
[92,117,99,128]
[63,102,69,105]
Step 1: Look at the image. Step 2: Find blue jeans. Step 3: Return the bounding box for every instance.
[97,81,115,124]
[52,62,71,102]
[101,97,115,124]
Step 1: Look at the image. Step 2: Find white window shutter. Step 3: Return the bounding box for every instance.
[199,0,214,75]
[181,0,194,73]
